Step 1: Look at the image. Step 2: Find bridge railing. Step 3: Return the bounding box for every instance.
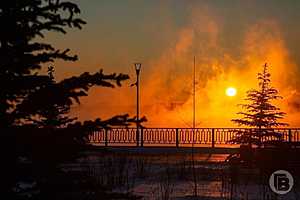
[88,128,300,148]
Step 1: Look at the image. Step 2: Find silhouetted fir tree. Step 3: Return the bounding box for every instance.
[231,63,288,146]
[0,1,144,199]
[0,0,139,129]
[0,0,86,128]
[14,66,133,129]
[22,65,76,128]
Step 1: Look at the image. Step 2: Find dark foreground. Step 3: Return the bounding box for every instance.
[7,146,278,200]
[11,131,300,200]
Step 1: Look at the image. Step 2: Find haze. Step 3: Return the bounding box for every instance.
[46,0,300,127]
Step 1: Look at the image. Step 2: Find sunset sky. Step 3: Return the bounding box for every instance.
[47,0,300,127]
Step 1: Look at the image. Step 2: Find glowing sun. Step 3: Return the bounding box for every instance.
[226,87,237,97]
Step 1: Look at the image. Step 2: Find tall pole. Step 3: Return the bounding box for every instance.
[137,68,139,146]
[192,55,197,196]
[193,56,196,137]
[134,63,141,147]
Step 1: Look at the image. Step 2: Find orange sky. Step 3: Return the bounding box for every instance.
[46,1,300,127]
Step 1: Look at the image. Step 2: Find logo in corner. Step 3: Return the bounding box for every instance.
[269,170,294,195]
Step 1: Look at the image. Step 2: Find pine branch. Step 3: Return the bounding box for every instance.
[13,70,130,127]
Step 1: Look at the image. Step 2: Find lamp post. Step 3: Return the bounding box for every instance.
[134,63,141,147]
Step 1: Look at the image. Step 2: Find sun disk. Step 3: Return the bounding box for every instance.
[226,87,237,96]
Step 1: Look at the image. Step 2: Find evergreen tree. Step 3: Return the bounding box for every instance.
[0,0,139,129]
[231,63,288,146]
[0,1,144,198]
[14,67,132,128]
[0,0,85,127]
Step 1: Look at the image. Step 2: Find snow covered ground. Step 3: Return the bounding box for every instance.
[62,149,300,200]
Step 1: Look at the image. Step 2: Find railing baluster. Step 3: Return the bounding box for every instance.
[176,128,179,147]
[141,128,144,147]
[105,129,108,146]
[136,128,139,147]
[212,128,215,148]
[289,129,292,143]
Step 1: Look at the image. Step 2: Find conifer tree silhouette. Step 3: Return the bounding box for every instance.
[0,1,144,198]
[0,0,140,129]
[231,63,288,146]
[15,67,133,128]
[0,0,86,128]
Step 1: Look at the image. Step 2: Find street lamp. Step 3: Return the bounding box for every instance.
[134,63,141,146]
